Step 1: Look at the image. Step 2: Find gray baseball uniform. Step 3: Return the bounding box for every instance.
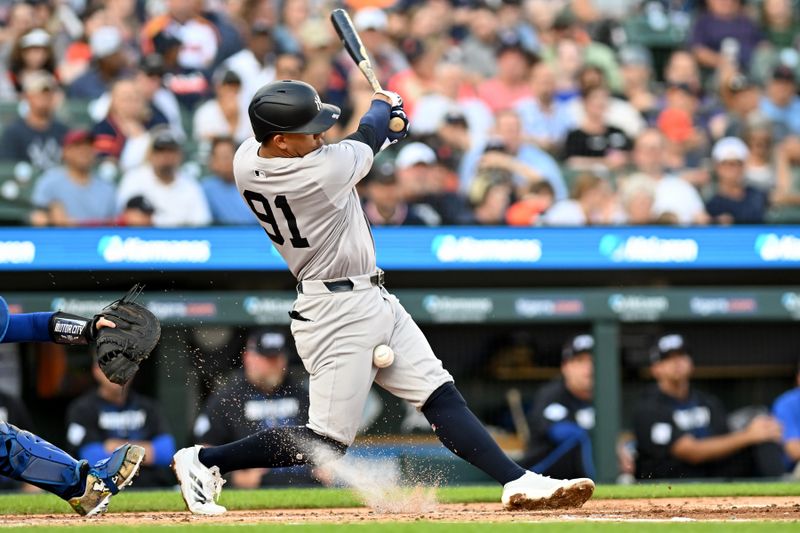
[234,137,453,445]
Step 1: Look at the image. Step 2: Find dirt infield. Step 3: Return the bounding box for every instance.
[2,496,800,526]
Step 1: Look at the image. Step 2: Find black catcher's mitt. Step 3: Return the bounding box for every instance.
[96,284,161,385]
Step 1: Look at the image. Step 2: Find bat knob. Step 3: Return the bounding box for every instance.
[389,116,405,133]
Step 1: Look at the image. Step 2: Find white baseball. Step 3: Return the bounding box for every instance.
[373,344,394,368]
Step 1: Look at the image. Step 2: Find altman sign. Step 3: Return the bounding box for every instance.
[432,235,542,263]
[98,235,211,263]
[599,235,698,263]
[755,234,800,262]
[0,240,35,264]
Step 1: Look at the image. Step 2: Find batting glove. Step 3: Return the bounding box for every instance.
[374,90,403,108]
[387,106,409,144]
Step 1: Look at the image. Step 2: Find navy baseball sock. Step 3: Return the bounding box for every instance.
[198,426,347,474]
[421,383,526,485]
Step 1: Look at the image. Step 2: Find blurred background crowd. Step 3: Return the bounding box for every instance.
[0,0,799,227]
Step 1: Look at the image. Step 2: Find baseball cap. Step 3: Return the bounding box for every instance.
[151,128,180,151]
[562,334,594,361]
[367,161,397,184]
[354,7,388,31]
[152,29,182,55]
[772,65,796,83]
[90,26,123,59]
[395,142,437,169]
[651,333,689,363]
[22,70,56,93]
[19,28,51,49]
[618,44,652,69]
[712,136,749,162]
[214,69,242,87]
[246,329,288,357]
[125,195,155,214]
[63,129,93,146]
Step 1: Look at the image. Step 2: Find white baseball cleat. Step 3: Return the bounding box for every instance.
[171,445,227,515]
[501,471,595,511]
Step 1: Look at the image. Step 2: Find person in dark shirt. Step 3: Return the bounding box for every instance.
[706,137,768,224]
[689,0,763,71]
[193,328,315,488]
[563,85,632,173]
[522,334,596,480]
[634,333,784,479]
[0,71,67,172]
[66,359,176,487]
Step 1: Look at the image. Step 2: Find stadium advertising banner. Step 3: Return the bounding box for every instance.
[3,289,800,324]
[0,226,799,271]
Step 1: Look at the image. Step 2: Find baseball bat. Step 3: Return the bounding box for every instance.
[330,8,405,133]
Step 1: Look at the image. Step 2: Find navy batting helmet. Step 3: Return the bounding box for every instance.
[248,80,341,142]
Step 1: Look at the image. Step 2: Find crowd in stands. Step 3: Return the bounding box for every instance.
[0,0,799,227]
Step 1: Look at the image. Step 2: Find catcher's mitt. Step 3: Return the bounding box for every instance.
[96,284,161,385]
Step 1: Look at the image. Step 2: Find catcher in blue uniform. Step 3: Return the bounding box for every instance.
[0,287,160,516]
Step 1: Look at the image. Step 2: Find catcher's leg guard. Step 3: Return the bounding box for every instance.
[0,421,85,499]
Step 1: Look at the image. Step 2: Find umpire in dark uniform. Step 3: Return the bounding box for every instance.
[522,334,597,480]
[634,333,785,479]
[193,328,313,488]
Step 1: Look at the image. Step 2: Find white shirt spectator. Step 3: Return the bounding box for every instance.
[193,99,252,145]
[221,49,276,110]
[652,175,706,225]
[540,200,587,226]
[116,165,211,227]
[412,95,494,148]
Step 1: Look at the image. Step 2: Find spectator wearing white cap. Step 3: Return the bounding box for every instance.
[706,137,768,224]
[352,8,407,87]
[67,26,129,100]
[394,142,470,226]
[7,28,57,97]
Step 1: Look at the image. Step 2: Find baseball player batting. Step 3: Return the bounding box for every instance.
[171,80,594,514]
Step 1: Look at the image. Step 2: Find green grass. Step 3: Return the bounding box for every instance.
[2,524,800,533]
[0,482,798,515]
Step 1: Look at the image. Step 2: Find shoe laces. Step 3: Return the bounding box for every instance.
[208,466,226,500]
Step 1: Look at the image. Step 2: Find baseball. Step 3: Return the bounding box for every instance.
[373,344,394,368]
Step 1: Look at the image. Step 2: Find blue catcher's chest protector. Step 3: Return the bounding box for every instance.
[0,421,85,499]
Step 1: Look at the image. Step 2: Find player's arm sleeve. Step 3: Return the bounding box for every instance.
[150,434,176,466]
[345,100,391,154]
[318,141,375,203]
[2,312,54,343]
[773,395,800,440]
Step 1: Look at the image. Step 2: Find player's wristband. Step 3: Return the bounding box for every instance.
[49,312,95,345]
